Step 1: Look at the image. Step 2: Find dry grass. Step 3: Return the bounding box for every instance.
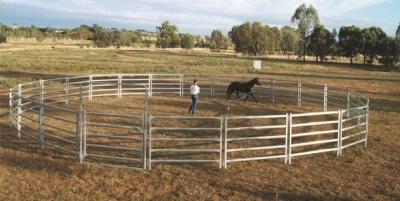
[0,49,400,200]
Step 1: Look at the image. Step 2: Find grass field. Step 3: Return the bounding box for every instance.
[0,48,400,200]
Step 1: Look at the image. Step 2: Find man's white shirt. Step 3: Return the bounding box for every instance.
[190,85,200,95]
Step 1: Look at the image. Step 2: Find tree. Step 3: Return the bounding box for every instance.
[265,26,281,53]
[209,30,230,50]
[92,25,111,47]
[339,26,363,64]
[180,33,195,50]
[229,21,268,55]
[360,27,386,64]
[280,26,300,55]
[69,25,92,40]
[156,21,180,48]
[291,3,319,61]
[309,25,335,62]
[378,36,398,68]
[0,33,6,44]
[396,23,400,40]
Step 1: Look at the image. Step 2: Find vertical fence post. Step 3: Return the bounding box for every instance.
[118,74,122,98]
[83,110,87,157]
[148,115,152,170]
[211,77,214,97]
[337,110,342,156]
[288,113,292,164]
[346,88,350,118]
[64,77,69,104]
[149,74,153,97]
[79,83,83,112]
[143,87,149,170]
[142,114,147,170]
[357,92,361,126]
[284,113,289,164]
[179,74,183,97]
[297,81,302,106]
[9,89,12,128]
[39,79,45,150]
[76,111,83,163]
[365,98,369,147]
[17,84,22,138]
[89,75,93,101]
[77,83,84,163]
[219,116,223,169]
[323,84,328,112]
[271,80,275,103]
[224,115,228,168]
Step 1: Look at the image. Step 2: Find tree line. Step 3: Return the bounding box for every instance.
[0,3,399,68]
[227,4,399,67]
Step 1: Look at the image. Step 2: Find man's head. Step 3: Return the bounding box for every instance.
[194,79,198,85]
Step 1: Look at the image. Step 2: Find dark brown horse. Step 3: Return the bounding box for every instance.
[226,78,261,103]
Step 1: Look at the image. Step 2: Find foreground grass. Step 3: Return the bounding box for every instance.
[0,49,399,200]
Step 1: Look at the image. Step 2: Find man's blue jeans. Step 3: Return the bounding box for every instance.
[189,94,199,114]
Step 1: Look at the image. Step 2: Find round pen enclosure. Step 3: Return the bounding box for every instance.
[9,74,369,170]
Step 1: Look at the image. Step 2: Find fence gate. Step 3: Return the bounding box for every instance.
[84,112,146,169]
[224,115,288,167]
[148,115,223,169]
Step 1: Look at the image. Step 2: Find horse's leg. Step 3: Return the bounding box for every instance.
[250,93,258,103]
[227,86,233,100]
[227,91,232,100]
[244,93,250,102]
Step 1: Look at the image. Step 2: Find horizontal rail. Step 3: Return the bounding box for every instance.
[86,122,142,131]
[342,114,367,123]
[44,113,76,124]
[46,133,76,144]
[87,144,142,152]
[227,145,286,152]
[227,125,286,131]
[291,138,337,147]
[342,123,366,132]
[342,131,367,141]
[291,111,339,117]
[227,115,286,119]
[291,147,337,157]
[151,115,221,120]
[150,127,220,131]
[291,120,338,128]
[44,123,76,135]
[86,112,142,119]
[341,139,366,149]
[292,129,338,138]
[150,159,219,163]
[86,154,141,162]
[87,133,142,140]
[226,155,285,163]
[20,114,39,123]
[151,137,220,141]
[151,149,219,153]
[44,142,77,155]
[227,135,286,141]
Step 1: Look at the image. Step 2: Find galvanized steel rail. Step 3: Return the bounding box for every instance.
[9,74,369,170]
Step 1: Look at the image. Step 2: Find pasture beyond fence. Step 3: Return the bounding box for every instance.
[9,74,369,170]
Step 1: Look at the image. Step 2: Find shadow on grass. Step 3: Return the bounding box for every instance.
[0,123,76,175]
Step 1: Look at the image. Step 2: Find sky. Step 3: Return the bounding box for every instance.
[0,0,399,36]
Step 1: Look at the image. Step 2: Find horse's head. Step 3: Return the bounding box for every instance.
[254,77,261,86]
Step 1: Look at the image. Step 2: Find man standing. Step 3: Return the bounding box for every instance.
[189,79,200,114]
